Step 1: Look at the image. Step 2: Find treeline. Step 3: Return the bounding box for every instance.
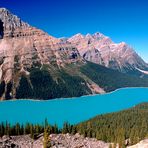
[0,103,148,147]
[0,119,59,139]
[0,120,73,138]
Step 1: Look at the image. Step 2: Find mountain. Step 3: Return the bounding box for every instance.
[0,8,90,100]
[0,8,148,100]
[68,33,148,75]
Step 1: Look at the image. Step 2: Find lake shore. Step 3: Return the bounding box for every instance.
[1,86,148,102]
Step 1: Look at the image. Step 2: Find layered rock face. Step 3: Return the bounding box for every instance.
[0,8,29,38]
[0,8,82,100]
[68,33,148,73]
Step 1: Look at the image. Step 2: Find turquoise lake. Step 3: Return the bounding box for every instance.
[0,88,148,127]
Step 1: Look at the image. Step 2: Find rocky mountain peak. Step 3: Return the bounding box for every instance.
[0,7,30,38]
[0,7,29,27]
[0,8,9,13]
[68,33,84,43]
[68,32,148,72]
[85,33,92,37]
[0,8,83,100]
[75,33,84,37]
[118,42,128,47]
[93,32,105,39]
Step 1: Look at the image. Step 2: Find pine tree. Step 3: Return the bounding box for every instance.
[44,118,49,129]
[62,122,69,134]
[0,122,5,137]
[43,127,51,148]
[116,128,125,148]
[71,126,77,135]
[30,124,35,139]
[15,123,20,135]
[5,121,10,135]
[52,124,58,134]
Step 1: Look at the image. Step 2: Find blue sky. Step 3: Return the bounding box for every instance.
[0,0,148,62]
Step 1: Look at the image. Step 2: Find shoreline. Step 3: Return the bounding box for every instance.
[1,87,148,103]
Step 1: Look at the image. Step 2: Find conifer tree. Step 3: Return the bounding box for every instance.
[43,127,51,148]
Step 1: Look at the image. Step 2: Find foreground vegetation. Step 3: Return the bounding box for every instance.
[0,103,148,147]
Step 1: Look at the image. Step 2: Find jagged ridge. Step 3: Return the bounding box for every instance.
[67,33,148,74]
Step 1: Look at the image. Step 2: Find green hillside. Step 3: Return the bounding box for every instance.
[81,62,148,92]
[74,103,148,147]
[13,61,148,100]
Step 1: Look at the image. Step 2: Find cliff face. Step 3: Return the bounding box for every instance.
[0,8,29,38]
[68,33,148,73]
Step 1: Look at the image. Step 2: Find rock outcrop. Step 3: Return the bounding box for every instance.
[0,8,29,38]
[0,133,110,148]
[50,133,109,148]
[1,134,147,148]
[127,139,148,148]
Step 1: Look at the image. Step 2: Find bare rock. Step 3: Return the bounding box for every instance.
[68,33,148,73]
[0,134,110,148]
[0,8,83,100]
[127,139,148,148]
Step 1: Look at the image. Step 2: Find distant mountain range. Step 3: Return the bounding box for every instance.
[0,8,148,100]
[67,33,148,74]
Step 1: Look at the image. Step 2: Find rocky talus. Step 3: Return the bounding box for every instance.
[127,139,148,148]
[1,133,147,148]
[0,133,109,148]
